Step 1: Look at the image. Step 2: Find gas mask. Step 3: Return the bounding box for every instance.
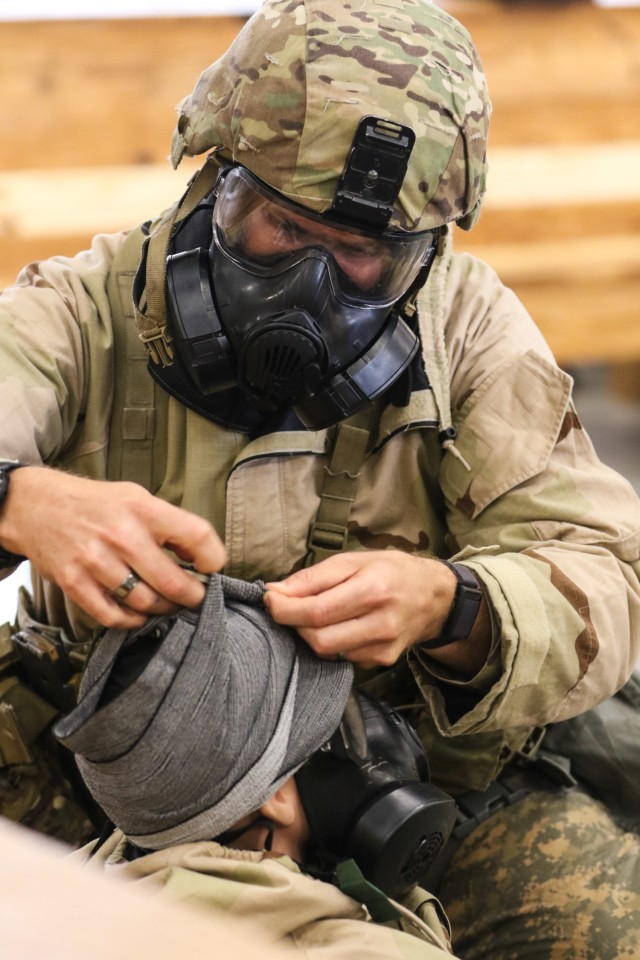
[295,691,457,899]
[166,149,439,430]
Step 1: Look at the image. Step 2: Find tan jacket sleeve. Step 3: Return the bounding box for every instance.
[412,252,640,734]
[0,232,125,468]
[0,233,125,582]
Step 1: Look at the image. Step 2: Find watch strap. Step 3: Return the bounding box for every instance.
[420,560,483,651]
[0,460,27,567]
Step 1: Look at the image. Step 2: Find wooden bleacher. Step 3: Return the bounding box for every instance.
[1,1,639,370]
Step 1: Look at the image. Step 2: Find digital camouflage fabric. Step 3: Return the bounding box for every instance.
[439,790,640,960]
[171,0,490,231]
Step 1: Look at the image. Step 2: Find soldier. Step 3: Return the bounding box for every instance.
[56,573,459,960]
[0,0,639,957]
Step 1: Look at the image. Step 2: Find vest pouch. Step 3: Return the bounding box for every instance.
[543,671,640,833]
[0,612,96,844]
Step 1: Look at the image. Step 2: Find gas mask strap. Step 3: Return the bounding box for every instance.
[305,403,378,567]
[334,860,402,923]
[135,152,224,366]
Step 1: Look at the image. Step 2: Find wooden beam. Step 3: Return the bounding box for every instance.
[1,4,639,372]
[1,3,639,173]
[0,17,245,170]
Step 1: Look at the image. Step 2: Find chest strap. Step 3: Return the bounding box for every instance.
[305,405,377,567]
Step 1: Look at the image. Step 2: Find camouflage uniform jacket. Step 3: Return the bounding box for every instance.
[1,228,640,791]
[76,830,455,959]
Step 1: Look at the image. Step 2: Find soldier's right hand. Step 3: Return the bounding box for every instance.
[0,466,226,628]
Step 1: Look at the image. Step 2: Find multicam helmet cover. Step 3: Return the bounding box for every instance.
[171,0,491,232]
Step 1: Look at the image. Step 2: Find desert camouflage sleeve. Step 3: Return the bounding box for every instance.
[411,252,640,734]
[0,233,124,578]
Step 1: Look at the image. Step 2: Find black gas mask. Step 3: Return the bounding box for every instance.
[295,691,457,899]
[165,119,439,430]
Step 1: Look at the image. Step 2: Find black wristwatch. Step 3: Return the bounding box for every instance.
[0,459,27,567]
[420,560,484,651]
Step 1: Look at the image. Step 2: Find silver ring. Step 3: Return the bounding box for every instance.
[111,571,141,602]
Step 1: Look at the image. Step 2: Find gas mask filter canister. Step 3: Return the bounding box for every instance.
[295,691,458,899]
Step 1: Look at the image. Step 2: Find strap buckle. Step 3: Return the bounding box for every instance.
[307,520,350,557]
[12,628,77,713]
[138,327,174,366]
[452,780,529,842]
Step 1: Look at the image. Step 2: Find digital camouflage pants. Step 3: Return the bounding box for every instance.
[440,788,640,960]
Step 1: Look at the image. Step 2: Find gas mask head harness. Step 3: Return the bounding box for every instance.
[295,690,457,900]
[166,117,440,430]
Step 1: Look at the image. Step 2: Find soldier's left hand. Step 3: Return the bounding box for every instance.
[264,551,456,667]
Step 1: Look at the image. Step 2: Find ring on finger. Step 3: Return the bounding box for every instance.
[110,570,142,603]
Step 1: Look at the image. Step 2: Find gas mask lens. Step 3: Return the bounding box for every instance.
[213,166,436,308]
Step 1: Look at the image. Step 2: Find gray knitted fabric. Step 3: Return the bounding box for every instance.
[55,574,353,848]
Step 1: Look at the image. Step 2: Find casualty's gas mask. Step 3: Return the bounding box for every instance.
[165,120,440,430]
[295,691,457,899]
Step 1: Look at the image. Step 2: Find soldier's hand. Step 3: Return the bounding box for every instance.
[264,551,458,668]
[0,466,226,628]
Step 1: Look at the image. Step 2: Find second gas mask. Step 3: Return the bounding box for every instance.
[295,691,458,899]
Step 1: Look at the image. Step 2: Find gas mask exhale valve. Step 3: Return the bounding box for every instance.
[166,159,438,431]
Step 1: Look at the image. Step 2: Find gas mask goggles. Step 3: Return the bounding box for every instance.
[295,691,457,899]
[166,164,438,430]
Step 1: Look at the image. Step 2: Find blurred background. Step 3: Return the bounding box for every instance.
[1,0,639,622]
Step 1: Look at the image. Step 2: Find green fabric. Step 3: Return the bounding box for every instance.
[334,860,402,923]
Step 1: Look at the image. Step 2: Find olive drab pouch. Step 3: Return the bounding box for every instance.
[544,671,640,833]
[0,618,96,846]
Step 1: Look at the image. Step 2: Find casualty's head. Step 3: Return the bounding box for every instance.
[153,0,491,428]
[55,573,457,899]
[54,575,354,849]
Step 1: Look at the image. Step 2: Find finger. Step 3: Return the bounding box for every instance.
[295,611,385,656]
[146,502,227,573]
[264,575,374,629]
[63,575,149,630]
[297,617,405,668]
[113,530,208,609]
[81,539,194,615]
[105,569,181,617]
[265,554,359,598]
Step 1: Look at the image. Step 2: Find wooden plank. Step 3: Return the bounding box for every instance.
[2,144,637,240]
[507,280,640,366]
[1,143,639,369]
[444,0,640,145]
[1,3,639,173]
[1,4,639,372]
[0,17,245,170]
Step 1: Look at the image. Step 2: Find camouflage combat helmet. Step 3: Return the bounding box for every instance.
[171,0,491,232]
